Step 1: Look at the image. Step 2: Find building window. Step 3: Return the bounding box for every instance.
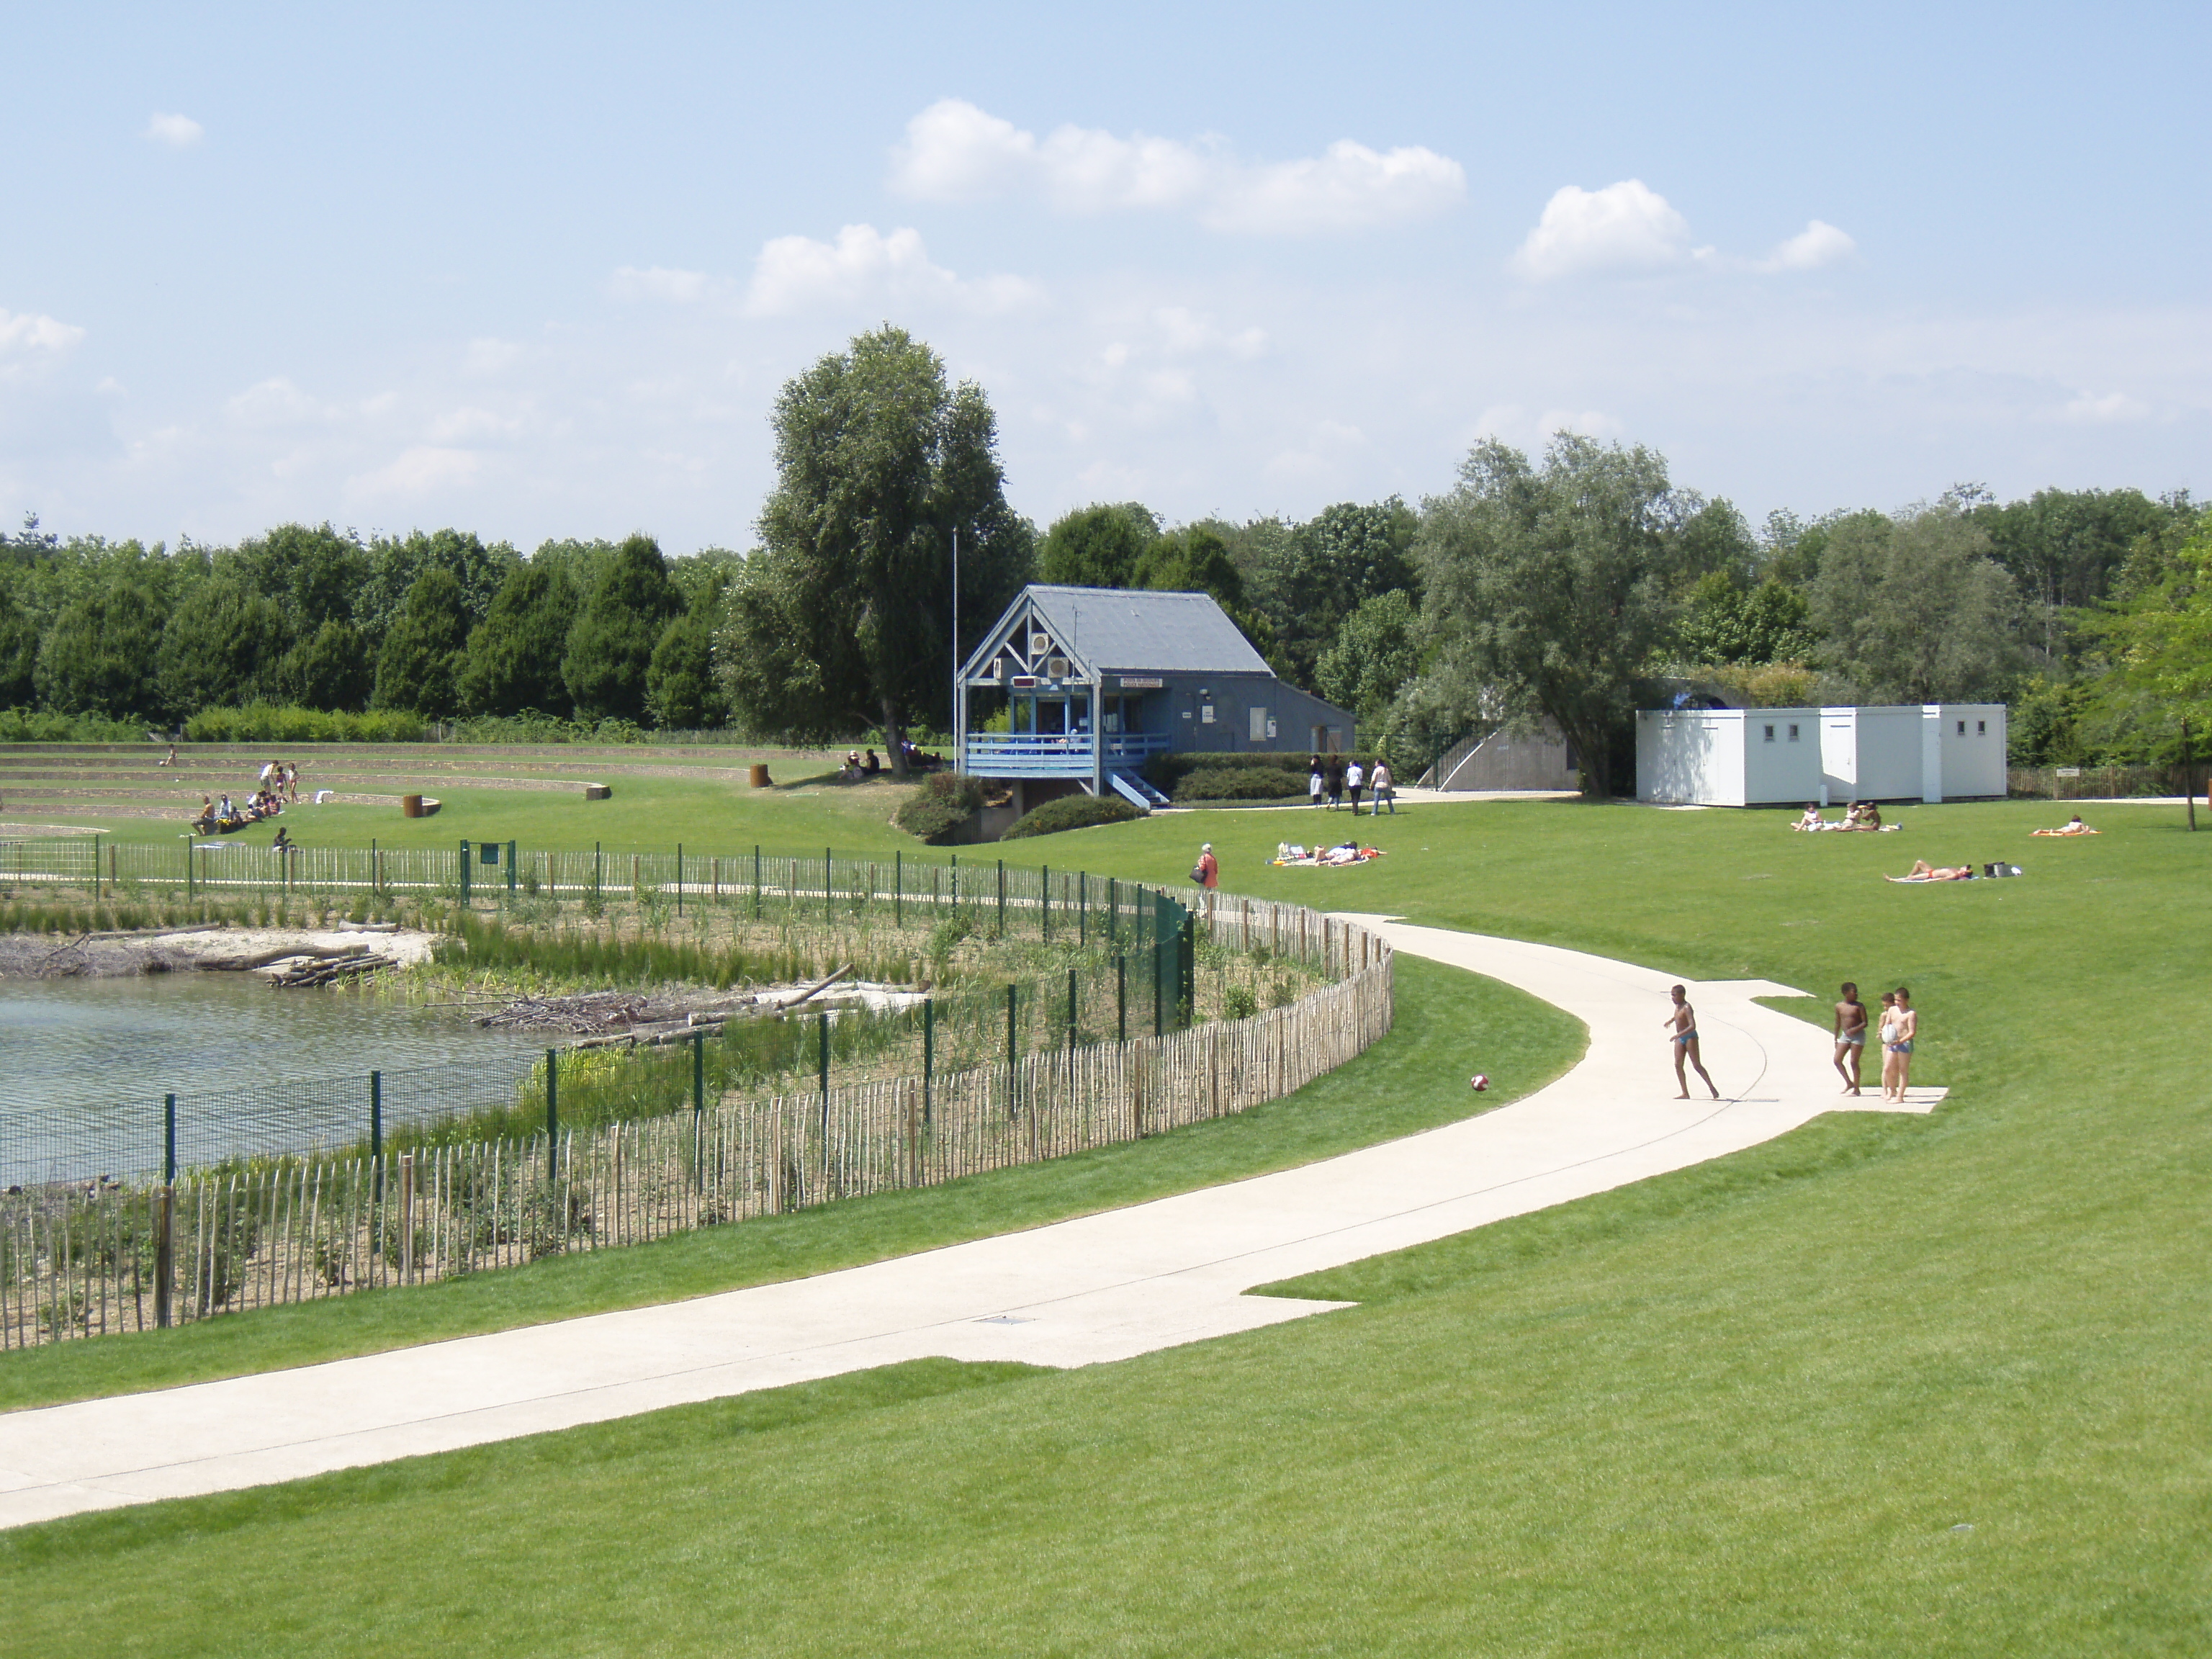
[1763,724,1776,742]
[1957,720,1966,736]
[1249,707,1267,742]
[1787,724,1800,741]
[1977,719,1987,735]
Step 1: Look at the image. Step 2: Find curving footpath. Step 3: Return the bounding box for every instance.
[0,917,1942,1529]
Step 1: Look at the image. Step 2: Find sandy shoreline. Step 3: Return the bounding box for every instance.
[0,925,441,980]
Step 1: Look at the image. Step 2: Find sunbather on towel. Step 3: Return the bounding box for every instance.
[2031,814,2098,837]
[1888,859,1974,883]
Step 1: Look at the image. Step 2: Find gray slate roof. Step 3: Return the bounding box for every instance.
[1022,585,1271,676]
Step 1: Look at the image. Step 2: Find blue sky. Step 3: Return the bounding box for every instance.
[3,1,2206,551]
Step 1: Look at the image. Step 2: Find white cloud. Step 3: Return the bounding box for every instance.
[0,308,86,356]
[225,377,337,428]
[742,223,1036,318]
[610,266,711,303]
[887,99,1463,235]
[463,338,523,376]
[1513,180,1699,279]
[1759,219,1856,273]
[2062,389,2151,423]
[345,445,481,503]
[428,406,519,443]
[144,112,204,148]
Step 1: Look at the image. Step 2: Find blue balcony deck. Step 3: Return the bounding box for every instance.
[963,732,1172,778]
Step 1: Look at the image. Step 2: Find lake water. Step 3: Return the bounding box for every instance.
[0,974,551,1186]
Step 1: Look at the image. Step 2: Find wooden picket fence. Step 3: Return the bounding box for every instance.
[0,914,1392,1347]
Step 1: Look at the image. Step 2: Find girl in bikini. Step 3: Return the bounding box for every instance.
[1885,987,1917,1104]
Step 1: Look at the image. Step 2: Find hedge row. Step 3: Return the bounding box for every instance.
[183,705,428,744]
[1001,793,1143,839]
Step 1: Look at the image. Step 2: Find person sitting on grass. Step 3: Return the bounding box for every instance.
[2032,814,2098,837]
[1889,859,1974,882]
[1792,803,1826,831]
[192,796,215,835]
[862,748,881,777]
[271,826,292,853]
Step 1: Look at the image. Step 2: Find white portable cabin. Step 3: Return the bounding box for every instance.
[1635,708,1822,806]
[1637,703,2008,806]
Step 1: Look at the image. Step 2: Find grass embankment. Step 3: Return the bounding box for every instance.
[0,954,1578,1413]
[3,796,2208,1655]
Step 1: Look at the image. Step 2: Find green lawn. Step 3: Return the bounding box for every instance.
[3,795,2208,1655]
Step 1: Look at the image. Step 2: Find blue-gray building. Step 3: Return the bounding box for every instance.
[956,584,1356,809]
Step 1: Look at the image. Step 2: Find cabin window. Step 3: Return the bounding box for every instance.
[1787,724,1800,741]
[1763,724,1776,742]
[1977,719,1987,735]
[1957,720,1966,736]
[1249,707,1267,742]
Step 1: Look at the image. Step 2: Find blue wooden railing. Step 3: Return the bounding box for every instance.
[963,732,1173,778]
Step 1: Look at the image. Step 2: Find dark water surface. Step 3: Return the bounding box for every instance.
[0,974,547,1184]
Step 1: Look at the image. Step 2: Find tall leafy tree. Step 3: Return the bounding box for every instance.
[1036,504,1159,588]
[356,529,516,641]
[646,609,727,729]
[0,584,40,707]
[562,536,682,723]
[1316,589,1421,728]
[1417,435,1689,799]
[459,563,580,716]
[1807,504,2026,702]
[156,577,291,715]
[721,325,1032,768]
[279,619,374,711]
[372,567,472,715]
[1676,572,1819,665]
[35,579,168,720]
[2075,512,2212,758]
[1256,498,1418,690]
[231,523,369,634]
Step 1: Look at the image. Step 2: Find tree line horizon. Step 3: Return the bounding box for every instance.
[3,325,2203,794]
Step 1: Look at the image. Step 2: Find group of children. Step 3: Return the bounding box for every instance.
[1308,755,1393,815]
[188,758,299,837]
[1659,979,1920,1106]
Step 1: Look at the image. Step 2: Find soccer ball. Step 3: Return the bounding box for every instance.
[1469,1074,1488,1092]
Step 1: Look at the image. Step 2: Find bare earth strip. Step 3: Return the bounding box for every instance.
[0,916,1942,1529]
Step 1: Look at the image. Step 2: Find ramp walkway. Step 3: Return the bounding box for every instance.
[0,917,1941,1529]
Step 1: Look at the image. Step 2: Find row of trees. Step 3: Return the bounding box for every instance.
[0,521,733,732]
[4,322,2200,791]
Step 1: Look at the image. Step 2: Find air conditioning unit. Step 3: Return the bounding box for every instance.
[1046,656,1071,680]
[981,658,1001,681]
[1029,632,1053,657]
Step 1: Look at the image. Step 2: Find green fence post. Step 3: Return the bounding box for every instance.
[1041,864,1051,942]
[91,834,99,900]
[1116,953,1127,1042]
[459,840,472,907]
[370,1071,384,1202]
[922,998,935,1128]
[752,845,761,919]
[894,850,902,927]
[818,1011,831,1136]
[997,859,1005,934]
[545,1048,559,1146]
[1078,870,1086,945]
[371,837,379,896]
[692,1032,706,1193]
[507,840,517,894]
[1068,966,1077,1051]
[1154,935,1164,1037]
[1006,981,1019,1118]
[676,843,683,917]
[950,853,958,918]
[594,840,603,906]
[163,1092,177,1185]
[186,839,193,899]
[1107,876,1116,944]
[824,846,832,923]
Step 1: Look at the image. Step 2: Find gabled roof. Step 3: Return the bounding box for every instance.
[1018,585,1271,677]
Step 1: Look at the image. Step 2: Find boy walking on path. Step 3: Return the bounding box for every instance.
[1832,981,1867,1094]
[1884,987,1917,1103]
[1344,758,1364,812]
[1663,984,1720,1100]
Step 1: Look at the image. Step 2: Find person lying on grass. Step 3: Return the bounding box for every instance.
[2031,814,2098,837]
[1888,859,1975,882]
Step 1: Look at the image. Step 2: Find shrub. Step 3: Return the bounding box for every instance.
[894,772,985,844]
[183,704,427,744]
[0,707,148,742]
[1173,765,1308,801]
[1002,793,1143,839]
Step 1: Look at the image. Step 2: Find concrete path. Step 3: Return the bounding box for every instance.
[0,920,1942,1529]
